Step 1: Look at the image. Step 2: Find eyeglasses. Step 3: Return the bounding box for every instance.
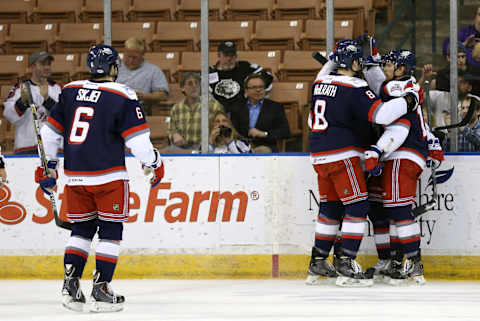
[246,85,265,90]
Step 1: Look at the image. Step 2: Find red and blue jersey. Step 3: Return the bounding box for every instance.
[45,80,149,185]
[381,77,428,167]
[309,74,382,164]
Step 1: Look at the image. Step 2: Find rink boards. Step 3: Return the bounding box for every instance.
[0,154,479,280]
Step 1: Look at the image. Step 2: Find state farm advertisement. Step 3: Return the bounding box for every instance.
[0,155,479,256]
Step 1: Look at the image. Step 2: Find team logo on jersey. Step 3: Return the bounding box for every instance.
[214,79,241,99]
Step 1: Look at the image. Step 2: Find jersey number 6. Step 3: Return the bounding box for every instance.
[69,106,94,144]
[312,99,328,132]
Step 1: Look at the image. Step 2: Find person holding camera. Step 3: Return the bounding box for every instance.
[208,111,251,154]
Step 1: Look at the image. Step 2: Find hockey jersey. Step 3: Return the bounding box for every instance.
[380,76,428,167]
[45,80,149,185]
[309,74,383,164]
[3,79,61,153]
[209,60,273,113]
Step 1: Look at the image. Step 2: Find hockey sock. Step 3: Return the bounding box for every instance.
[95,239,120,283]
[368,202,391,260]
[64,236,92,278]
[313,201,343,257]
[341,200,369,258]
[387,206,421,258]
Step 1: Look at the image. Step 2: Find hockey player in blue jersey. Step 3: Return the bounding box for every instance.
[363,49,444,285]
[306,40,421,287]
[34,45,164,312]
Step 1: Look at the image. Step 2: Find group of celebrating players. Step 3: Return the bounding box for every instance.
[306,35,444,287]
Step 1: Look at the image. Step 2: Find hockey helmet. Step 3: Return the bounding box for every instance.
[383,50,416,75]
[86,45,119,76]
[331,39,363,68]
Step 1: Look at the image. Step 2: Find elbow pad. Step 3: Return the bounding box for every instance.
[403,90,419,112]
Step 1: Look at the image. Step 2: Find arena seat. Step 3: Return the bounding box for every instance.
[225,0,274,21]
[208,21,254,51]
[144,52,180,83]
[152,83,184,116]
[109,22,155,51]
[54,23,102,54]
[0,0,34,24]
[177,51,217,80]
[30,0,83,23]
[0,25,8,54]
[80,0,130,23]
[320,0,373,37]
[268,81,311,152]
[5,23,57,54]
[127,0,177,22]
[176,0,226,21]
[298,19,354,51]
[274,0,321,20]
[0,54,28,85]
[146,115,170,149]
[278,51,321,82]
[151,21,200,52]
[249,20,302,51]
[49,54,80,86]
[236,50,281,79]
[72,53,90,81]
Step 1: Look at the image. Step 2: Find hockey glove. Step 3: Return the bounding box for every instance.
[34,160,58,195]
[426,138,444,168]
[364,145,383,176]
[143,148,164,188]
[403,87,420,112]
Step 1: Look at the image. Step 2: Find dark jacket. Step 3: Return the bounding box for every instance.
[229,98,291,152]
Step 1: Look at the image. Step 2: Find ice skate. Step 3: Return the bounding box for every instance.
[89,270,125,313]
[305,247,337,285]
[334,256,373,287]
[61,264,86,312]
[387,258,407,286]
[365,259,391,283]
[403,254,426,285]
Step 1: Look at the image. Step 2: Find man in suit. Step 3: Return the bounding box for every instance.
[229,74,290,152]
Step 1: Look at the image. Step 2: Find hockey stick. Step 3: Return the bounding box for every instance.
[312,51,328,65]
[25,82,72,230]
[412,80,437,218]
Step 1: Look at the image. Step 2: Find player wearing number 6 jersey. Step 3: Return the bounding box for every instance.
[34,45,164,313]
[306,40,420,287]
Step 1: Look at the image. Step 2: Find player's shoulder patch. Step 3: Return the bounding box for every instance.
[96,82,138,100]
[384,77,415,97]
[315,74,368,88]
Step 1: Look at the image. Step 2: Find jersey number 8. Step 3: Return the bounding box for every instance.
[312,99,328,132]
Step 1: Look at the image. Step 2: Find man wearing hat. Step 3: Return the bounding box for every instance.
[3,51,62,154]
[209,41,273,114]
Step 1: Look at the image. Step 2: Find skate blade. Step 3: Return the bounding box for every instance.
[89,301,124,313]
[305,274,336,285]
[62,296,85,313]
[335,276,374,287]
[388,276,426,286]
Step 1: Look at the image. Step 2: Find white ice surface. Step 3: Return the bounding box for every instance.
[0,279,478,321]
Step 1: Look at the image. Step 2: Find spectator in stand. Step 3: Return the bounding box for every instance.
[167,72,224,151]
[209,41,273,114]
[229,74,290,153]
[117,37,169,115]
[420,42,480,96]
[458,94,480,152]
[208,111,251,154]
[442,6,480,70]
[3,51,62,154]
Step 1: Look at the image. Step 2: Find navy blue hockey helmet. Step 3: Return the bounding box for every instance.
[331,39,363,68]
[86,45,119,76]
[383,50,416,75]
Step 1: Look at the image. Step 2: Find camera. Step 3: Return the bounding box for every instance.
[219,125,232,137]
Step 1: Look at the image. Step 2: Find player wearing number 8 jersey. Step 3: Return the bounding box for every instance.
[306,39,420,287]
[34,45,164,312]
